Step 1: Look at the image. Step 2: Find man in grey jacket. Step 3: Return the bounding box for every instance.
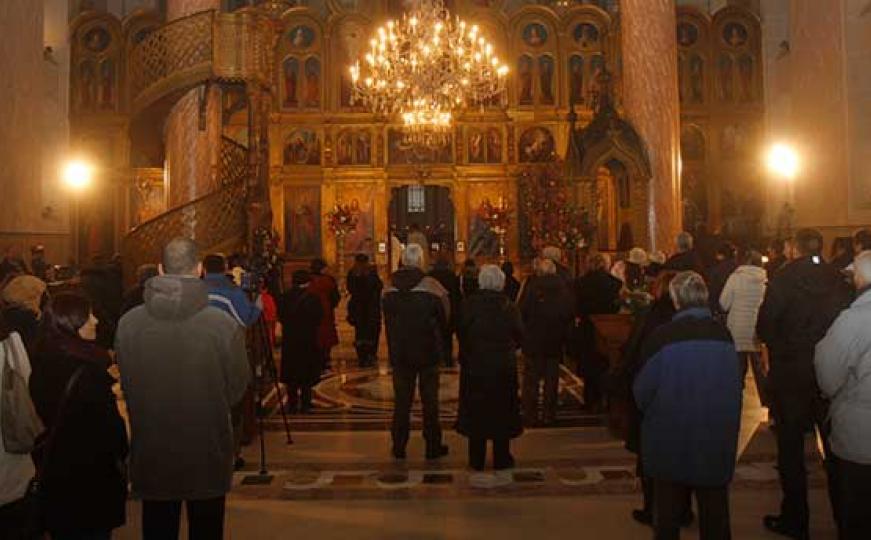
[116,237,250,540]
[816,250,871,540]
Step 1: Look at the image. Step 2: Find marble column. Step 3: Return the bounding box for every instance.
[164,0,223,208]
[620,0,682,251]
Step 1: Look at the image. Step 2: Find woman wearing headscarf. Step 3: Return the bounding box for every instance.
[29,293,128,540]
[457,265,524,470]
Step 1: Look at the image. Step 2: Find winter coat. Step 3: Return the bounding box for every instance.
[456,291,524,440]
[429,264,462,327]
[620,295,677,454]
[518,274,574,357]
[309,273,340,351]
[204,273,262,327]
[277,287,323,387]
[115,275,250,500]
[815,288,871,464]
[707,258,739,313]
[346,266,383,338]
[383,267,449,368]
[719,265,767,352]
[663,250,705,274]
[30,332,127,533]
[757,256,852,408]
[0,332,36,507]
[575,270,622,316]
[634,308,742,487]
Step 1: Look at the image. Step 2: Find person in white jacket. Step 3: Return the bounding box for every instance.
[719,250,768,403]
[0,328,37,536]
[815,250,871,539]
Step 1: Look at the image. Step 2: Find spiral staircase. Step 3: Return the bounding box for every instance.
[122,10,272,283]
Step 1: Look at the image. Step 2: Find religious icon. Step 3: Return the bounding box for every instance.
[486,128,502,163]
[690,54,704,103]
[282,57,299,108]
[285,186,322,257]
[539,56,555,105]
[99,59,114,110]
[677,22,698,48]
[718,55,734,102]
[569,55,584,104]
[78,61,97,110]
[518,55,534,105]
[469,198,499,258]
[723,23,748,47]
[355,131,371,164]
[304,57,320,108]
[519,127,555,163]
[680,125,706,161]
[522,23,548,47]
[573,23,600,49]
[284,129,320,165]
[469,130,485,163]
[738,54,754,102]
[83,27,110,53]
[289,26,315,49]
[344,197,375,254]
[337,130,353,165]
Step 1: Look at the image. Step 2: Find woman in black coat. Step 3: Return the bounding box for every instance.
[277,270,324,413]
[346,254,383,368]
[457,265,524,471]
[29,293,128,540]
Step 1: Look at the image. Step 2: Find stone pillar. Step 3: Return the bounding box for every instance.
[620,0,682,251]
[164,0,222,208]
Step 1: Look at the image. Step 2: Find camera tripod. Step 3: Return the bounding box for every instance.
[244,307,293,483]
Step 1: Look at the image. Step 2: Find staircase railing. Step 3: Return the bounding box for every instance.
[122,137,249,284]
[128,9,270,116]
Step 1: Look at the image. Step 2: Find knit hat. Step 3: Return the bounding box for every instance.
[1,275,47,315]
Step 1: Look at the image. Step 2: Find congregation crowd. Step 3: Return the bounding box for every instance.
[0,226,870,540]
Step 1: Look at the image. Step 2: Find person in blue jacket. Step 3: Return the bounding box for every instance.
[203,254,261,328]
[634,271,742,540]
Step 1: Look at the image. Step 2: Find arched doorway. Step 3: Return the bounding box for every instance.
[388,185,455,270]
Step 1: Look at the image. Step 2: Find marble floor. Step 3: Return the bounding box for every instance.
[111,317,837,538]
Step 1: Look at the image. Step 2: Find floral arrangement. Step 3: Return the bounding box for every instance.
[518,163,596,257]
[480,198,512,235]
[325,203,359,236]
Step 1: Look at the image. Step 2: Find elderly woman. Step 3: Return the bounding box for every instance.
[457,264,524,470]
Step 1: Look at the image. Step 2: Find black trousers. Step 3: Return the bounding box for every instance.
[738,352,769,406]
[522,355,560,424]
[835,454,871,540]
[769,375,839,533]
[654,479,730,540]
[468,438,512,470]
[391,363,442,453]
[353,323,380,367]
[142,496,226,540]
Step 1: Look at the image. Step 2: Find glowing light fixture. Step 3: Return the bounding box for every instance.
[62,160,94,191]
[766,143,800,180]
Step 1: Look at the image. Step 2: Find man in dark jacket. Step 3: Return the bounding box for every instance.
[429,254,461,366]
[757,228,853,539]
[520,259,574,426]
[706,241,738,315]
[634,271,742,540]
[115,237,250,539]
[346,254,383,368]
[383,244,450,460]
[278,270,323,413]
[203,254,261,327]
[573,253,622,410]
[664,232,705,274]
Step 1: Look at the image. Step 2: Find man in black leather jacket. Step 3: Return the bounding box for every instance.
[757,228,853,539]
[383,244,450,461]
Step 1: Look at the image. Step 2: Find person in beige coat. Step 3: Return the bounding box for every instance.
[719,250,768,403]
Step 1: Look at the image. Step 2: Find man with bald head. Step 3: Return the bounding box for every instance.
[116,237,250,539]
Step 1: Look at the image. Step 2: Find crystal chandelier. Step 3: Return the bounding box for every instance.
[349,0,509,148]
